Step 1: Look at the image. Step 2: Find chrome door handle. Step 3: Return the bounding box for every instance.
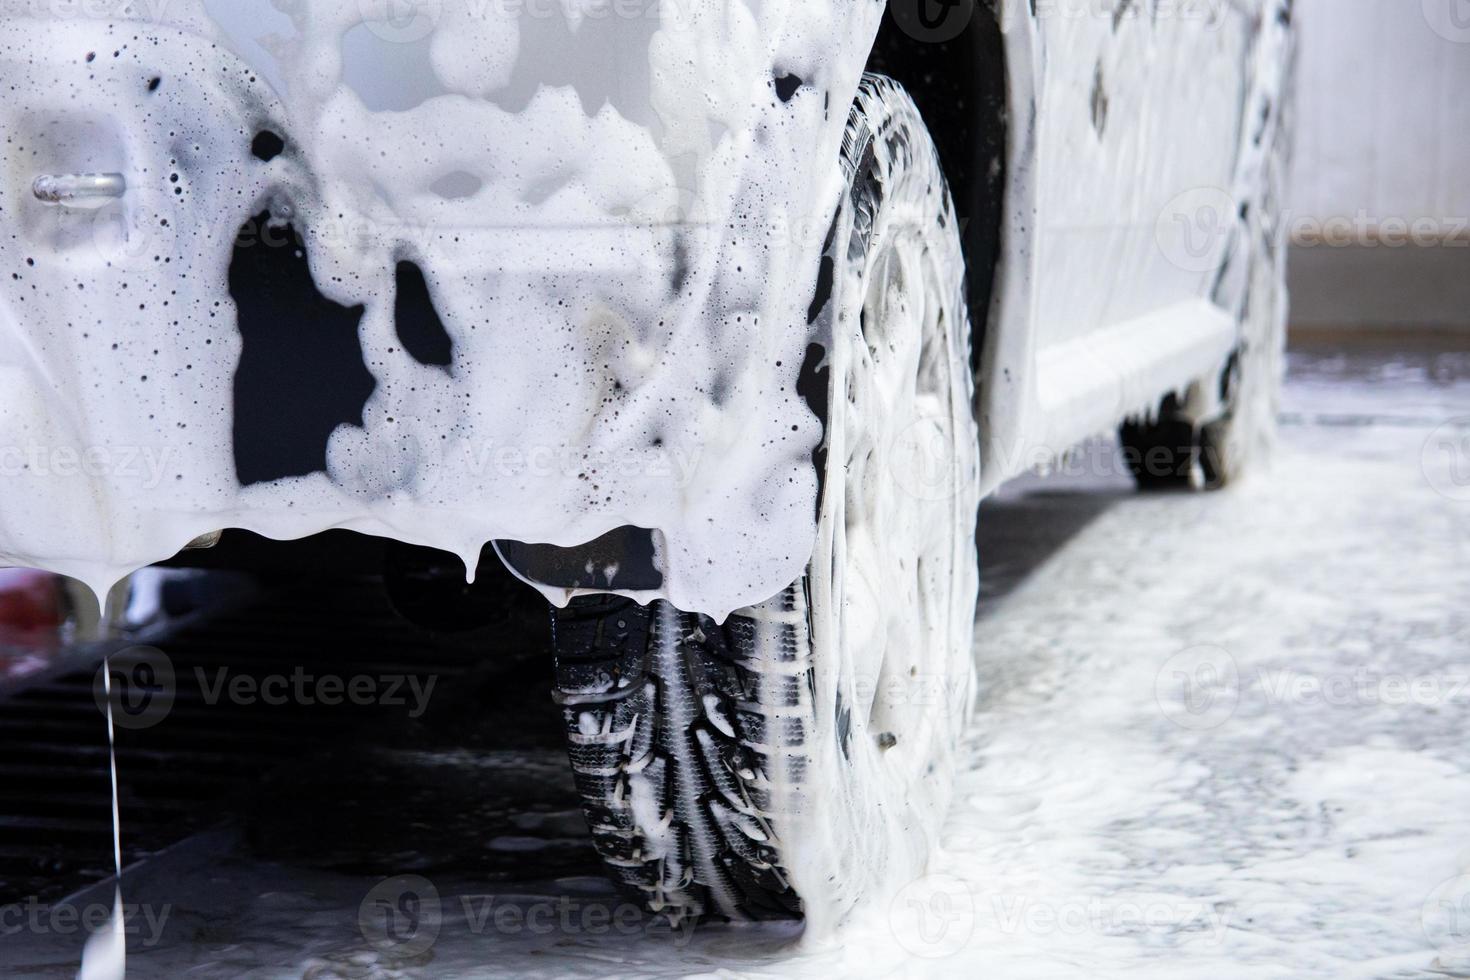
[32,172,127,207]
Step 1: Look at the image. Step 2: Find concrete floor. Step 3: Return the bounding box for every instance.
[5,337,1470,979]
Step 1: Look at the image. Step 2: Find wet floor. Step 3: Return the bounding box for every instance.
[4,336,1469,979]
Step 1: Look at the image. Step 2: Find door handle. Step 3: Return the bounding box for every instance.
[32,172,127,208]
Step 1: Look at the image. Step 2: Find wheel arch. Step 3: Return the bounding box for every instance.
[502,6,1017,599]
[865,1,1010,377]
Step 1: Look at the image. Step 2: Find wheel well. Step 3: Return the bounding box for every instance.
[865,1,1008,372]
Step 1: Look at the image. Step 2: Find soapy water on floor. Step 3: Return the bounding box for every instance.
[4,341,1469,978]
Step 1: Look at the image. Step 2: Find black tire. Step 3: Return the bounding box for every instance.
[551,591,806,922]
[551,76,981,926]
[1120,392,1228,490]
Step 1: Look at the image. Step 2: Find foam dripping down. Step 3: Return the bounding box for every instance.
[0,2,885,624]
[78,643,127,980]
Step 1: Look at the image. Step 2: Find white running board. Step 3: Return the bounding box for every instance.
[1030,299,1238,465]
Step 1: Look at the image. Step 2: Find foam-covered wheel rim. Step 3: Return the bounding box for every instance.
[551,75,980,927]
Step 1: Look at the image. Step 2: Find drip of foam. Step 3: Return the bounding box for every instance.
[77,648,126,980]
[0,3,885,622]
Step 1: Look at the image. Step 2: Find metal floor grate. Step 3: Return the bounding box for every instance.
[0,576,539,907]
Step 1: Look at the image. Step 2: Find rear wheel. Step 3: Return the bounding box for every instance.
[551,76,980,926]
[1121,51,1292,491]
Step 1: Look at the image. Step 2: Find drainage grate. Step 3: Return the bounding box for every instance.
[0,574,545,907]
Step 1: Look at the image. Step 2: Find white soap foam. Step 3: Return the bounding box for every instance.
[76,650,125,980]
[0,1,884,622]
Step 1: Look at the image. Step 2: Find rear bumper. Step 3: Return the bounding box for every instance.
[0,7,883,620]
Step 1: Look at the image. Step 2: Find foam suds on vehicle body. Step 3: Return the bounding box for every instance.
[0,0,1302,962]
[0,1,884,623]
[0,3,891,964]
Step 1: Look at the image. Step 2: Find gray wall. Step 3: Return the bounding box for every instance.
[1289,0,1470,330]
